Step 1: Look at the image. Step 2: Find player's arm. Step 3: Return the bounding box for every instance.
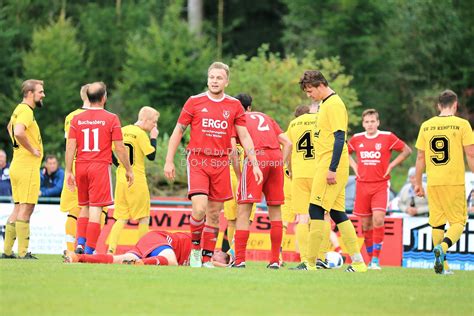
[164,123,187,180]
[384,143,412,177]
[349,156,359,178]
[230,137,241,179]
[114,140,134,187]
[13,123,41,157]
[65,138,77,191]
[146,127,159,161]
[235,125,263,185]
[465,144,474,173]
[278,133,292,176]
[327,130,345,185]
[414,150,425,197]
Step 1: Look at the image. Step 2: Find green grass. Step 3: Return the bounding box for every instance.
[1,255,473,316]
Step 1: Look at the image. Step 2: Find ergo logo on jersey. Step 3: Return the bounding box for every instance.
[202,118,228,129]
[360,151,381,159]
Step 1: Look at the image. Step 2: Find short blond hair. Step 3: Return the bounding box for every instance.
[208,62,230,78]
[80,84,90,102]
[22,79,44,97]
[138,106,159,121]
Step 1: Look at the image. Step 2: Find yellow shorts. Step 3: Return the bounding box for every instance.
[10,160,40,204]
[60,182,79,212]
[291,178,313,215]
[114,179,150,220]
[309,166,348,212]
[281,173,294,223]
[223,169,256,221]
[427,185,467,227]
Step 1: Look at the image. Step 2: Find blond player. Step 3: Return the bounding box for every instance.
[107,107,159,254]
[414,90,474,274]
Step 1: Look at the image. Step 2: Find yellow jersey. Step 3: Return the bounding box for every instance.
[116,125,155,181]
[286,113,318,179]
[64,108,86,139]
[314,94,349,169]
[9,103,43,164]
[415,115,474,186]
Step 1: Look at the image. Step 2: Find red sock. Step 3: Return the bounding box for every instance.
[234,230,249,265]
[190,216,205,250]
[270,221,283,264]
[373,226,385,258]
[142,256,169,265]
[76,217,89,246]
[334,246,342,254]
[202,225,219,263]
[363,229,374,259]
[85,222,101,250]
[79,254,113,264]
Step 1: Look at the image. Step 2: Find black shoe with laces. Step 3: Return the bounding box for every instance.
[289,262,308,270]
[19,252,38,259]
[0,252,17,259]
[316,259,330,269]
[266,262,280,269]
[230,262,246,268]
[75,246,84,254]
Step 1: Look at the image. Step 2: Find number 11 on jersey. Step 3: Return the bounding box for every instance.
[82,128,100,152]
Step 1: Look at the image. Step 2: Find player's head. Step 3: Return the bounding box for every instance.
[207,62,229,96]
[235,93,252,111]
[44,154,59,174]
[0,149,7,168]
[437,90,457,112]
[138,106,160,132]
[299,70,328,102]
[22,79,45,108]
[211,250,232,267]
[294,105,310,117]
[361,108,380,135]
[87,82,107,106]
[80,84,90,107]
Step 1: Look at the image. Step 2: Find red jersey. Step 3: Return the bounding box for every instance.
[69,108,123,164]
[243,111,283,150]
[167,231,192,265]
[348,131,405,182]
[177,92,246,156]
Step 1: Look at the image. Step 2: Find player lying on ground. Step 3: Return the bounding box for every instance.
[63,230,231,266]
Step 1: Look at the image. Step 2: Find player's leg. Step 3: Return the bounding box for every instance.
[267,205,283,268]
[189,194,207,267]
[138,217,150,239]
[75,163,90,253]
[371,211,385,269]
[65,207,81,251]
[75,206,89,253]
[316,213,332,269]
[16,203,35,258]
[291,178,310,266]
[202,201,222,267]
[139,248,178,266]
[427,186,450,274]
[234,203,253,267]
[108,180,129,254]
[2,204,19,258]
[108,219,127,254]
[360,216,374,263]
[353,182,374,264]
[84,206,103,254]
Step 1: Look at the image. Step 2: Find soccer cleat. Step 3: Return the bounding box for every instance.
[316,259,331,269]
[230,262,246,268]
[75,245,84,254]
[345,261,368,273]
[19,252,38,260]
[368,257,382,270]
[0,252,17,259]
[63,250,79,263]
[433,245,445,274]
[202,261,215,268]
[266,262,280,269]
[189,249,202,268]
[441,269,454,275]
[289,262,309,270]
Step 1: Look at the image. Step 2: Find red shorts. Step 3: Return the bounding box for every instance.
[353,180,390,217]
[128,231,169,258]
[237,149,284,206]
[75,162,113,207]
[186,153,232,202]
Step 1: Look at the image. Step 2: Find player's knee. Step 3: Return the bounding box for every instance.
[329,211,349,225]
[431,224,446,230]
[206,210,220,225]
[309,204,325,220]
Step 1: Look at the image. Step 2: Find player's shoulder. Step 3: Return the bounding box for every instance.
[66,108,86,119]
[351,131,365,139]
[13,103,32,114]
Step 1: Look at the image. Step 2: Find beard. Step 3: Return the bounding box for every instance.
[35,99,43,108]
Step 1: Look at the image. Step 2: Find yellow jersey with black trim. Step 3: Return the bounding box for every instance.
[415,115,474,186]
[64,108,86,139]
[286,113,318,179]
[314,94,349,169]
[9,103,43,164]
[116,125,155,181]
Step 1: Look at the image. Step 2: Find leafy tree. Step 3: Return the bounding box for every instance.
[22,16,86,155]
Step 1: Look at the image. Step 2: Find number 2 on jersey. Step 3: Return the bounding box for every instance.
[82,128,100,152]
[297,130,315,159]
[250,114,270,131]
[430,136,449,165]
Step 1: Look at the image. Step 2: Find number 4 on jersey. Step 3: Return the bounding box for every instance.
[297,130,314,159]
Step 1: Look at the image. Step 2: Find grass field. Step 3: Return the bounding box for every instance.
[1,255,473,315]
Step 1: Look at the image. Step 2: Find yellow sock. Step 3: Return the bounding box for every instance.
[138,222,149,239]
[307,220,325,266]
[337,219,360,256]
[318,221,331,261]
[4,222,16,256]
[108,220,125,253]
[65,207,81,251]
[442,223,465,253]
[16,220,30,257]
[431,228,444,247]
[100,208,108,228]
[295,223,310,263]
[227,225,236,244]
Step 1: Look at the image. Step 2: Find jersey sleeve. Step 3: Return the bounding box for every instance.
[234,104,246,126]
[388,133,405,152]
[415,124,426,151]
[111,115,123,141]
[329,102,347,132]
[68,117,77,140]
[15,107,34,129]
[461,120,474,146]
[347,136,356,154]
[177,97,194,126]
[64,116,69,139]
[139,130,155,156]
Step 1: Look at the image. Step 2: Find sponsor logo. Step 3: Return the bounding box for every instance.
[202,118,228,129]
[360,151,381,159]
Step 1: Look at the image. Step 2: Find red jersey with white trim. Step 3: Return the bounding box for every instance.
[69,108,123,164]
[243,111,283,150]
[348,131,405,182]
[177,92,246,156]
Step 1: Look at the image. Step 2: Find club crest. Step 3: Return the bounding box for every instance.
[375,143,382,150]
[223,110,230,119]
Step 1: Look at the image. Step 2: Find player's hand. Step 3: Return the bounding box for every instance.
[32,148,41,158]
[65,171,76,192]
[253,165,263,185]
[327,170,337,185]
[164,161,176,181]
[407,206,418,216]
[383,164,394,178]
[414,184,425,197]
[150,127,159,139]
[126,170,134,187]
